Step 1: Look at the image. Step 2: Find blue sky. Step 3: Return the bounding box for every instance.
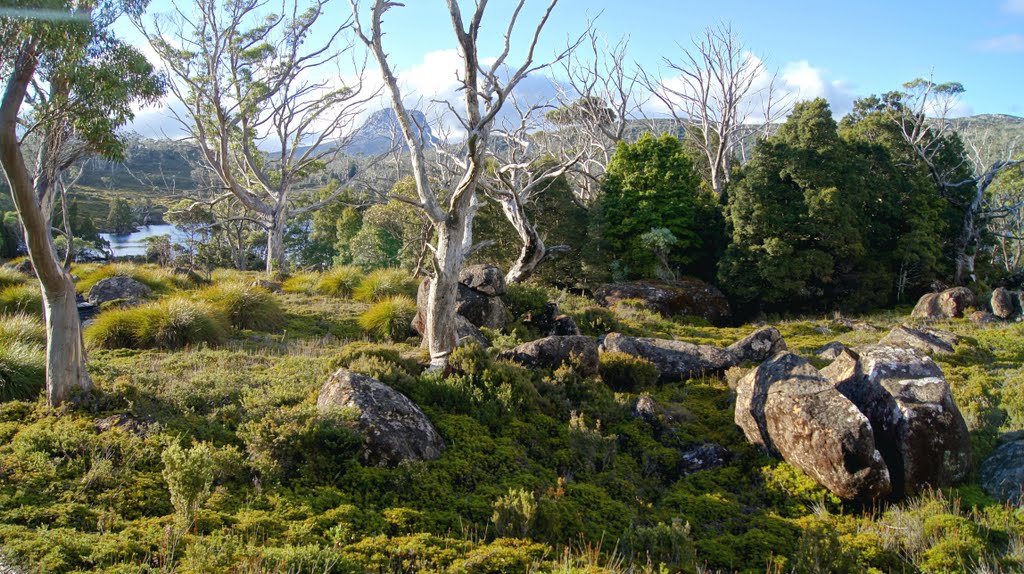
[120,0,1024,136]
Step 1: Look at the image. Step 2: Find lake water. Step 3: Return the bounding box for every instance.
[100,224,190,257]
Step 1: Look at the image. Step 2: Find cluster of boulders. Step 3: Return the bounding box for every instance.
[738,324,973,501]
[911,284,1024,325]
[970,286,1024,324]
[593,279,732,326]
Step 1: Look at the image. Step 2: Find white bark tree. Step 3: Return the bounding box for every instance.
[135,0,374,274]
[0,2,164,406]
[641,22,789,200]
[350,0,566,367]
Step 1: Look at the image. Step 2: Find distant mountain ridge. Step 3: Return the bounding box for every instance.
[341,108,439,156]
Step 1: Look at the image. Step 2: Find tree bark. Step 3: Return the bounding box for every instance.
[43,284,91,405]
[500,196,547,284]
[425,214,468,368]
[266,203,288,275]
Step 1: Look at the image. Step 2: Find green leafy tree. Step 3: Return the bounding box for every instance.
[597,133,724,281]
[106,197,135,234]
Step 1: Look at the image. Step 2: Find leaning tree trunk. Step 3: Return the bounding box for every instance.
[43,280,91,405]
[500,196,547,284]
[265,203,288,275]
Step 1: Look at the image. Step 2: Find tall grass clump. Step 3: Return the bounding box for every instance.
[358,295,417,342]
[0,266,30,291]
[0,341,45,402]
[282,272,321,295]
[353,268,417,303]
[74,263,195,295]
[317,266,364,298]
[0,313,46,346]
[196,282,285,331]
[85,297,228,350]
[0,285,43,316]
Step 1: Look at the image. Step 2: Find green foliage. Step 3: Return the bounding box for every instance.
[353,268,418,302]
[0,313,46,346]
[196,282,285,331]
[504,283,551,321]
[162,441,215,527]
[84,297,229,350]
[105,198,135,234]
[492,488,537,538]
[358,295,417,342]
[0,341,45,403]
[281,271,322,295]
[0,266,30,291]
[0,285,42,316]
[317,266,365,298]
[599,352,660,392]
[74,263,195,295]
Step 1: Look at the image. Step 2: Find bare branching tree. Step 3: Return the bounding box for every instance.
[350,0,568,368]
[135,0,375,274]
[641,22,789,200]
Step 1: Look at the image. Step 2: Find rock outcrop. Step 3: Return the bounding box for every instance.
[412,276,509,336]
[980,432,1024,504]
[601,333,736,382]
[991,287,1016,319]
[87,276,152,306]
[878,325,959,355]
[594,279,731,326]
[499,335,599,376]
[726,326,787,364]
[911,287,976,320]
[317,369,444,467]
[459,264,507,296]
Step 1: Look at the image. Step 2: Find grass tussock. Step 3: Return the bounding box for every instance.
[358,295,417,341]
[317,266,365,298]
[281,272,321,295]
[85,297,228,350]
[353,268,418,303]
[0,285,43,316]
[196,283,285,331]
[0,313,46,346]
[0,266,31,291]
[74,263,197,295]
[0,341,45,402]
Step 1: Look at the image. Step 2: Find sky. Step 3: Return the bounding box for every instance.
[116,0,1024,138]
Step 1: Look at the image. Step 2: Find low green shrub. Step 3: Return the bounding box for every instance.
[575,306,619,337]
[358,295,417,342]
[0,341,45,402]
[0,285,42,316]
[0,266,30,291]
[0,313,46,346]
[317,266,365,298]
[84,297,228,350]
[282,272,321,295]
[162,441,215,527]
[353,268,417,302]
[196,282,285,331]
[599,351,660,392]
[504,283,550,320]
[492,488,537,538]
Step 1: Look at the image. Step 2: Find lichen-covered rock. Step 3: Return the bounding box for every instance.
[551,314,581,336]
[911,287,976,320]
[412,278,509,334]
[458,264,507,296]
[833,345,972,496]
[735,352,891,500]
[600,333,735,382]
[991,287,1015,319]
[726,326,787,364]
[87,276,153,306]
[594,279,731,326]
[970,310,1000,325]
[498,335,599,376]
[980,432,1024,504]
[878,325,959,355]
[816,342,847,361]
[679,443,731,476]
[316,369,444,467]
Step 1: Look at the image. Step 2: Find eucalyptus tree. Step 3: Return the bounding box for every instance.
[350,0,571,368]
[0,0,164,405]
[135,0,374,274]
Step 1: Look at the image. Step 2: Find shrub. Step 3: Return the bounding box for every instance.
[0,313,45,346]
[575,306,619,336]
[358,296,417,342]
[504,283,550,320]
[0,285,42,316]
[492,488,537,538]
[599,351,660,392]
[0,266,30,291]
[317,266,365,298]
[332,341,422,382]
[85,297,228,350]
[282,272,321,295]
[196,282,285,331]
[0,341,45,402]
[353,268,417,303]
[162,441,215,526]
[74,263,193,295]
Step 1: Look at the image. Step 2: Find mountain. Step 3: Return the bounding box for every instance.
[341,108,439,156]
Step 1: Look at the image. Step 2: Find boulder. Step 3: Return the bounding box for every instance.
[412,278,510,335]
[979,432,1024,504]
[832,345,972,496]
[317,369,444,467]
[4,259,33,275]
[970,310,1000,326]
[911,287,976,320]
[455,315,490,348]
[679,443,731,476]
[816,342,847,361]
[725,326,787,364]
[991,287,1015,319]
[499,335,599,376]
[734,352,891,500]
[87,276,152,306]
[600,333,735,382]
[251,279,283,293]
[594,279,731,326]
[458,264,507,296]
[878,325,959,355]
[551,314,581,336]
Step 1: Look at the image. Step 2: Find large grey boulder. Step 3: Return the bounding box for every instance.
[412,278,509,335]
[991,287,1015,319]
[499,335,599,376]
[734,352,891,500]
[980,432,1024,504]
[816,342,847,361]
[726,326,787,364]
[459,264,507,296]
[594,279,731,326]
[455,315,490,348]
[830,345,972,496]
[911,287,976,320]
[601,333,735,382]
[878,325,959,355]
[317,369,444,467]
[87,276,152,306]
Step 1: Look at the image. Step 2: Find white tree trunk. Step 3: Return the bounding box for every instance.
[44,279,92,406]
[265,204,288,275]
[425,220,466,368]
[501,197,547,284]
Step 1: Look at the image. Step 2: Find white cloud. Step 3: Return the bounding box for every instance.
[976,34,1024,53]
[1003,0,1024,14]
[781,60,857,116]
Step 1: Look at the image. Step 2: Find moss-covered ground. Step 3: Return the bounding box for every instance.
[0,265,1021,573]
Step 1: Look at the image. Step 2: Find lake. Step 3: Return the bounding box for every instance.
[100,224,190,257]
